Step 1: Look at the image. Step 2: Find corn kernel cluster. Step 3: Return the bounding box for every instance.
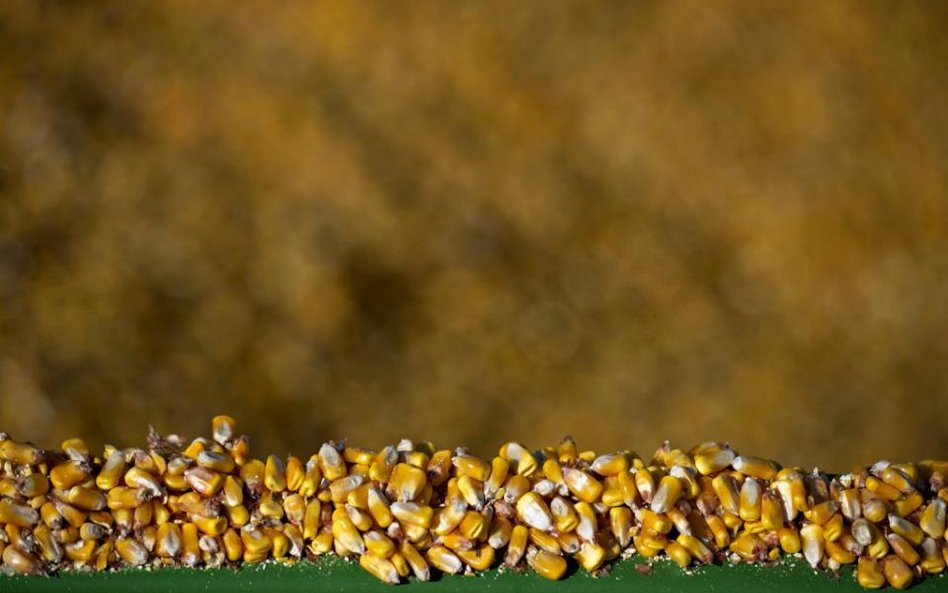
[0,417,946,589]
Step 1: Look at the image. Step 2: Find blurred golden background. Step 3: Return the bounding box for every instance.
[1,1,947,471]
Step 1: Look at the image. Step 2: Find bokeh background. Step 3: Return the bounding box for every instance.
[1,1,947,471]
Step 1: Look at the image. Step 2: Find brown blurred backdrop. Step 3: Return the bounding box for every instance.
[1,1,947,471]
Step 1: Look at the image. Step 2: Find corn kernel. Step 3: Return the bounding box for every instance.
[527,548,567,580]
[564,468,603,503]
[426,545,462,574]
[359,553,400,584]
[882,555,914,589]
[856,557,886,589]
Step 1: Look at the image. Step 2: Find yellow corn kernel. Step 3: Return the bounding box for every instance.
[426,545,462,574]
[346,504,373,532]
[665,540,692,568]
[712,474,740,515]
[920,537,945,574]
[225,504,248,527]
[856,557,886,589]
[484,456,509,500]
[191,515,226,537]
[563,467,603,503]
[308,529,333,556]
[0,441,43,466]
[390,501,433,529]
[547,496,576,533]
[649,475,681,514]
[360,487,390,530]
[757,490,783,530]
[486,516,513,550]
[440,531,473,552]
[17,473,49,498]
[882,555,914,589]
[67,485,106,512]
[706,514,730,548]
[605,507,630,549]
[64,538,96,563]
[342,446,375,465]
[886,533,920,566]
[555,436,578,463]
[529,527,562,555]
[773,525,799,554]
[892,492,922,518]
[418,450,447,488]
[640,508,672,535]
[317,443,347,481]
[803,500,838,526]
[556,531,581,554]
[95,451,126,491]
[691,442,736,475]
[180,522,202,566]
[449,453,487,482]
[572,501,596,542]
[505,525,529,566]
[730,531,766,563]
[920,499,946,538]
[266,527,289,560]
[221,528,242,562]
[573,541,605,571]
[880,466,915,494]
[888,513,924,546]
[452,474,482,510]
[678,533,712,564]
[240,527,271,557]
[3,545,40,574]
[50,461,90,491]
[387,463,426,502]
[400,541,430,581]
[458,510,488,541]
[866,476,902,502]
[359,552,399,584]
[361,530,394,559]
[331,513,365,555]
[455,544,494,571]
[295,460,321,498]
[107,486,146,510]
[259,454,286,493]
[210,414,237,445]
[79,521,106,541]
[731,456,777,480]
[217,476,242,509]
[591,453,629,477]
[503,474,531,504]
[820,512,842,542]
[0,499,39,527]
[124,467,163,497]
[33,524,62,564]
[527,548,567,580]
[615,470,639,507]
[328,473,364,502]
[825,539,856,565]
[348,484,371,511]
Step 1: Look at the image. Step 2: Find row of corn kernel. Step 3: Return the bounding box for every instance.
[0,417,946,588]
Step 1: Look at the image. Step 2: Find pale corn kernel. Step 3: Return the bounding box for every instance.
[124,467,163,498]
[487,516,513,549]
[516,492,553,532]
[527,547,567,580]
[346,504,373,532]
[426,545,462,574]
[738,477,762,522]
[211,415,237,445]
[184,467,223,496]
[329,474,365,502]
[400,541,430,581]
[156,522,182,558]
[801,523,824,568]
[2,545,40,574]
[456,544,495,571]
[0,499,39,527]
[856,557,886,589]
[838,487,861,520]
[574,501,597,542]
[79,522,107,541]
[652,475,682,514]
[195,450,235,474]
[882,555,914,590]
[551,496,579,533]
[888,513,924,546]
[457,475,486,510]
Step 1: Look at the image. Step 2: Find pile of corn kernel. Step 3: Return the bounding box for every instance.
[0,417,946,589]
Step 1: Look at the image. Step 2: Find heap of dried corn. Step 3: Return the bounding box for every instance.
[0,417,946,589]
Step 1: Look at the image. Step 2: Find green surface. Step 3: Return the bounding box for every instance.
[1,556,945,593]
